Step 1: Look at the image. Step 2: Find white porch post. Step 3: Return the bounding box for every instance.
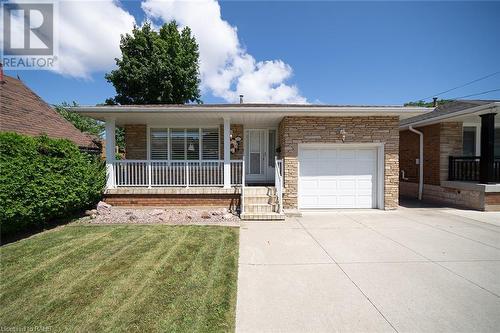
[105,118,116,189]
[223,117,231,188]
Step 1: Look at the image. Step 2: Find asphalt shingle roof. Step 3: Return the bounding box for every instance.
[400,100,498,126]
[0,75,98,148]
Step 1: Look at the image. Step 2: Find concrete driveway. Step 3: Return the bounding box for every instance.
[236,207,500,333]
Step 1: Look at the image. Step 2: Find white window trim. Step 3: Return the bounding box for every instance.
[147,126,220,161]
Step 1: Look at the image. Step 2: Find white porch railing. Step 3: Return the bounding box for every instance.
[275,157,284,214]
[113,160,243,187]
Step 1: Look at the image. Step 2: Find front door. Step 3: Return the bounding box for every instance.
[245,129,277,184]
[246,129,266,183]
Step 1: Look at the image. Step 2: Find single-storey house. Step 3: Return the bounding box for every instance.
[0,73,99,151]
[399,100,500,211]
[75,104,429,219]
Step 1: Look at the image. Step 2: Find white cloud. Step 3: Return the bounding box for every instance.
[1,0,306,102]
[56,0,136,78]
[142,0,307,103]
[1,0,136,79]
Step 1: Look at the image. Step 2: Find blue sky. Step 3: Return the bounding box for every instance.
[5,1,500,106]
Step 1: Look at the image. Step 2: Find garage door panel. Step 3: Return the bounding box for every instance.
[337,195,356,207]
[301,149,320,159]
[338,149,356,159]
[356,149,377,160]
[356,196,373,208]
[299,147,377,209]
[317,199,337,208]
[300,179,319,191]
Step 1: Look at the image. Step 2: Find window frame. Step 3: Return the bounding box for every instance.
[147,126,220,161]
[462,123,481,156]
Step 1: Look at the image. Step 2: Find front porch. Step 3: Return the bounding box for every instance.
[102,115,285,219]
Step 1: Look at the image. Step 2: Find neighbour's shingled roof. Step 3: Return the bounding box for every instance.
[400,100,498,126]
[0,75,98,148]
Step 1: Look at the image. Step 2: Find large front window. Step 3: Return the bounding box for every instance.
[150,128,219,160]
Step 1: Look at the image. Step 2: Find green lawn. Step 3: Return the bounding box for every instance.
[0,224,239,332]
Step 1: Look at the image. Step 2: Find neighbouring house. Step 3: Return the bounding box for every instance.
[0,73,99,152]
[75,104,429,219]
[400,100,500,211]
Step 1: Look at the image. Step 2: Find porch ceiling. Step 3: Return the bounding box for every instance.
[74,105,430,127]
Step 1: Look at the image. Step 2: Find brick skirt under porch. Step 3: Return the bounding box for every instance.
[104,187,241,211]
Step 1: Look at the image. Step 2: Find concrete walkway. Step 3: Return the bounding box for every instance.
[236,207,500,332]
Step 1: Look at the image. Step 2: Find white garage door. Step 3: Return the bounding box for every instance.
[299,147,378,209]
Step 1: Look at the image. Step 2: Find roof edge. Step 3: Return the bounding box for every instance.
[73,105,432,114]
[399,102,500,130]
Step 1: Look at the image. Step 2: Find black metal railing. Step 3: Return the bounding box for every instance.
[448,156,500,182]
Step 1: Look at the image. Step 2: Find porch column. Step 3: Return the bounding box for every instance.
[479,112,497,184]
[105,118,116,189]
[223,117,231,188]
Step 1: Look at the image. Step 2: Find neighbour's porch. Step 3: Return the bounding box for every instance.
[447,112,500,184]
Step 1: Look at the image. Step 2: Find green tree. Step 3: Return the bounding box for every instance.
[55,102,104,137]
[404,99,453,107]
[54,102,125,150]
[105,21,201,105]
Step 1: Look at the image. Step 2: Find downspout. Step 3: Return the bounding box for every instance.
[408,126,424,200]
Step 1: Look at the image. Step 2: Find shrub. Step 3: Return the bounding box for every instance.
[0,132,106,238]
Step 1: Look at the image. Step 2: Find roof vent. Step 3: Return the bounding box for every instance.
[432,97,438,107]
[239,94,244,104]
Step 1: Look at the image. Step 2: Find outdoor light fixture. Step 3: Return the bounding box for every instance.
[339,128,346,142]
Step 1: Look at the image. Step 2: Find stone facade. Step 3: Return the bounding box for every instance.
[400,181,500,211]
[439,122,463,182]
[124,124,147,159]
[400,182,482,210]
[278,116,400,210]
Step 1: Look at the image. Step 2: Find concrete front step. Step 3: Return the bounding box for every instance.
[240,212,286,221]
[244,203,276,213]
[244,186,276,196]
[244,195,277,205]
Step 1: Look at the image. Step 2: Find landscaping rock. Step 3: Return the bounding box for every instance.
[150,209,164,216]
[84,207,239,226]
[97,201,112,215]
[85,209,97,216]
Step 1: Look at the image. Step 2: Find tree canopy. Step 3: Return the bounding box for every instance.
[55,102,125,150]
[105,21,201,105]
[404,99,453,107]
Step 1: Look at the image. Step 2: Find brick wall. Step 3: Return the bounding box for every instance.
[399,124,441,185]
[278,116,399,210]
[220,124,244,160]
[439,122,463,182]
[125,124,147,159]
[104,194,240,210]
